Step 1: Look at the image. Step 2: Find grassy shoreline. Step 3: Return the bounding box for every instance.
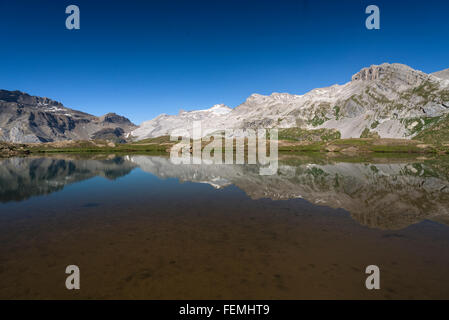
[2,136,449,158]
[278,138,449,154]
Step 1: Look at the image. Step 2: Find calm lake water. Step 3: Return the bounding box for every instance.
[1,154,449,299]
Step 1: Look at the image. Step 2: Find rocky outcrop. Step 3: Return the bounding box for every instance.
[91,127,126,143]
[351,65,384,81]
[351,63,429,85]
[0,90,136,143]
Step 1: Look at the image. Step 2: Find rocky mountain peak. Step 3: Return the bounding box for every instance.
[207,104,232,115]
[99,113,135,126]
[351,63,430,86]
[0,89,62,107]
[351,64,385,81]
[210,103,229,109]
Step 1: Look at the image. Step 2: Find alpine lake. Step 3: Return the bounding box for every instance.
[1,153,449,299]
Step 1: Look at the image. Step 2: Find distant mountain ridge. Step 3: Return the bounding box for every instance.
[0,90,136,143]
[131,104,232,139]
[132,63,449,141]
[432,68,449,80]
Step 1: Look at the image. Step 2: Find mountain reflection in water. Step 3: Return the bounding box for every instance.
[1,154,449,230]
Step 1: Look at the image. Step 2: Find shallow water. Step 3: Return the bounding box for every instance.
[1,154,449,299]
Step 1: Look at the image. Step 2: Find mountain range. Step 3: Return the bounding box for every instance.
[1,63,449,144]
[0,90,136,143]
[132,63,449,141]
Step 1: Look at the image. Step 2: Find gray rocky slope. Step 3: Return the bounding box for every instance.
[432,68,449,80]
[132,63,449,140]
[0,90,136,143]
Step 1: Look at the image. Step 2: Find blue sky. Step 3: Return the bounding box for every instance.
[1,0,448,124]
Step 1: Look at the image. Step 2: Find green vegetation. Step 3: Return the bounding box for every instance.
[365,89,391,104]
[350,95,362,105]
[333,106,341,120]
[360,128,370,138]
[278,138,449,154]
[278,128,341,142]
[414,114,449,145]
[441,89,449,101]
[305,102,331,127]
[129,135,176,145]
[3,127,449,158]
[412,81,440,99]
[306,167,328,177]
[370,165,379,173]
[360,128,380,139]
[278,143,324,153]
[308,115,329,127]
[27,137,172,154]
[402,116,442,136]
[401,80,440,101]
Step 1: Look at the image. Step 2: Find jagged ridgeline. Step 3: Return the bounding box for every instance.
[0,90,136,143]
[132,63,449,145]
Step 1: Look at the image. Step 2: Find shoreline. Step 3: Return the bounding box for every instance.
[2,137,449,158]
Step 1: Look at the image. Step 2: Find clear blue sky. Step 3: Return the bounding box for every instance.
[1,0,448,124]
